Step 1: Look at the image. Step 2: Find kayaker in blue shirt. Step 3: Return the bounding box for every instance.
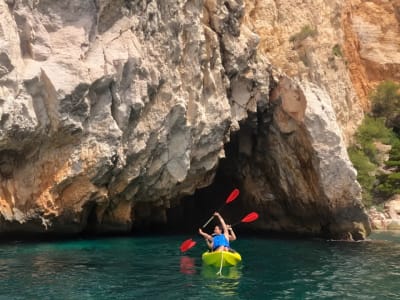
[198,212,236,251]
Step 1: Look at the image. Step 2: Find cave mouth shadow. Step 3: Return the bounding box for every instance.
[163,132,252,235]
[165,172,241,234]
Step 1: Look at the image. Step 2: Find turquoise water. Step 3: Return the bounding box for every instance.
[0,232,399,299]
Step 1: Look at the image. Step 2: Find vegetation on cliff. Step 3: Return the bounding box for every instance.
[289,25,317,43]
[349,81,400,207]
[370,81,400,134]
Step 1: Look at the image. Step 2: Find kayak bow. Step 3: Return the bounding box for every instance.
[202,250,242,267]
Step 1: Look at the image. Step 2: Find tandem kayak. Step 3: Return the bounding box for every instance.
[202,250,242,267]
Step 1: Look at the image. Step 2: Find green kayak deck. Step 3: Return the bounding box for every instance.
[202,250,242,267]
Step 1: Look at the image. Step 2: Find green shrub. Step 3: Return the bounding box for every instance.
[378,139,400,197]
[376,173,400,197]
[332,44,342,57]
[354,116,394,164]
[370,80,400,131]
[383,139,400,169]
[349,83,400,206]
[289,25,317,43]
[348,147,376,206]
[387,139,400,164]
[385,161,400,167]
[348,116,400,206]
[362,142,378,164]
[356,116,394,145]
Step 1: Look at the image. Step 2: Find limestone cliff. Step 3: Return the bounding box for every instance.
[243,0,364,144]
[343,0,400,109]
[0,0,370,239]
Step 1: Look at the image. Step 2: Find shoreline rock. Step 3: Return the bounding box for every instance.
[368,195,400,230]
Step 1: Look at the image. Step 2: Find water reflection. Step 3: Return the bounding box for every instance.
[180,256,196,275]
[201,265,241,279]
[201,265,242,297]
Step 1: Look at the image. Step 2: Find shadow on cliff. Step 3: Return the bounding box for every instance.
[138,130,257,235]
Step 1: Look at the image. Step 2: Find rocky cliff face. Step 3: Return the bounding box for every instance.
[343,0,400,108]
[0,0,370,239]
[243,0,364,144]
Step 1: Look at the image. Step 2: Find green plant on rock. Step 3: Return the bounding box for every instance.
[348,147,376,206]
[385,139,400,169]
[348,116,400,207]
[332,44,342,57]
[356,117,394,145]
[289,25,317,43]
[354,116,394,163]
[376,139,400,197]
[370,80,400,133]
[376,173,400,197]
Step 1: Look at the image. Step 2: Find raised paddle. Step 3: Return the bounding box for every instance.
[231,212,259,226]
[201,188,240,228]
[180,188,239,253]
[180,211,259,252]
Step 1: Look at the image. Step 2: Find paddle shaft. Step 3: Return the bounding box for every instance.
[202,215,215,228]
[181,212,258,252]
[201,189,240,228]
[201,203,227,228]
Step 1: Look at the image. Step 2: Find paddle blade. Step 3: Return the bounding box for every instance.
[241,212,259,223]
[226,188,240,204]
[180,239,197,252]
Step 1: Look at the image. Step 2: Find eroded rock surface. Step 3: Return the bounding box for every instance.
[0,0,370,239]
[343,0,400,108]
[228,77,369,239]
[243,0,364,144]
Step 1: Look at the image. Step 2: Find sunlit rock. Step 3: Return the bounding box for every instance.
[0,0,371,239]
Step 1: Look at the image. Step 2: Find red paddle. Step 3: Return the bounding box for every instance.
[180,211,259,252]
[202,189,240,228]
[232,212,259,226]
[225,188,240,204]
[181,188,239,253]
[180,238,197,252]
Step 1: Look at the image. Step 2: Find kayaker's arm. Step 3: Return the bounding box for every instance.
[227,225,236,241]
[198,228,212,241]
[214,212,229,240]
[205,238,213,250]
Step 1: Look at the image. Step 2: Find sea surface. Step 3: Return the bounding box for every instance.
[0,231,399,299]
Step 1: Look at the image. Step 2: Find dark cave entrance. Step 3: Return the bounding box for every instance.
[165,172,240,234]
[131,107,271,235]
[127,122,261,236]
[163,129,255,235]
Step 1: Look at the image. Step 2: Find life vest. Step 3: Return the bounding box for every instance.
[212,234,229,250]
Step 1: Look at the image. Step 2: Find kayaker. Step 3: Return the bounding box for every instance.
[198,212,233,251]
[201,224,236,250]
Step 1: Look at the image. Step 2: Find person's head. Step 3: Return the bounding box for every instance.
[214,225,222,234]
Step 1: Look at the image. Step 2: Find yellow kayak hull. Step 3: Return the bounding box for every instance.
[202,251,242,267]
